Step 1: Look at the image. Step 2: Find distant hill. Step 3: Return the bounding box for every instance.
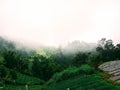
[62,41,97,55]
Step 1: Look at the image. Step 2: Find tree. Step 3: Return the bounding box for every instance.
[3,50,29,73]
[96,38,115,62]
[73,53,88,67]
[32,56,41,78]
[32,55,58,81]
[114,43,120,59]
[10,70,17,79]
[0,65,7,78]
[3,50,18,69]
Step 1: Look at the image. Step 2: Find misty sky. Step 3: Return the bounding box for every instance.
[0,0,120,46]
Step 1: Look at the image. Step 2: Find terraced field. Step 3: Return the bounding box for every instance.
[0,85,42,90]
[0,73,119,90]
[16,72,44,85]
[45,74,119,90]
[99,60,120,83]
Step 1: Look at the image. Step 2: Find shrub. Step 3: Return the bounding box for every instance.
[80,64,95,74]
[8,72,45,85]
[47,64,95,85]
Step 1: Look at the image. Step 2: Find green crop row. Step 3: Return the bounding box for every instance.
[44,74,120,90]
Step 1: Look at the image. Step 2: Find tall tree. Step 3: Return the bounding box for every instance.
[96,38,115,62]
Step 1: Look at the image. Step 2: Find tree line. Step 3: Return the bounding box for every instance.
[0,37,120,85]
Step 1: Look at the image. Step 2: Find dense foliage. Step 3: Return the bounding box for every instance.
[45,74,120,90]
[0,37,120,89]
[47,64,95,84]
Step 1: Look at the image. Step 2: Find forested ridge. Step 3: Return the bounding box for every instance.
[0,37,120,89]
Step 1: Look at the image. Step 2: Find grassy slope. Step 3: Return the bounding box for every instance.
[3,65,120,90]
[1,74,120,90]
[0,85,42,90]
[44,74,120,90]
[0,72,44,90]
[16,72,44,85]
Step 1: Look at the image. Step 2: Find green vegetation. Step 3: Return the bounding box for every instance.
[15,72,44,85]
[0,37,120,89]
[1,73,120,90]
[47,64,95,84]
[0,85,42,90]
[45,74,120,90]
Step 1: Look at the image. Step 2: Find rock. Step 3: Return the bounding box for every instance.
[99,60,120,82]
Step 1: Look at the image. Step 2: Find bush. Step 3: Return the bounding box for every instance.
[0,82,3,87]
[47,64,95,85]
[10,72,45,85]
[80,64,95,74]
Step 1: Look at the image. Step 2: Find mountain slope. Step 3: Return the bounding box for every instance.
[44,74,120,90]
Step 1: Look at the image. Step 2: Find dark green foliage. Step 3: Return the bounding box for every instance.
[73,53,89,67]
[96,38,115,62]
[49,54,68,71]
[3,50,17,69]
[87,38,120,67]
[47,65,95,84]
[15,72,44,85]
[1,85,42,90]
[3,50,29,73]
[114,43,120,59]
[80,64,95,74]
[32,57,40,77]
[0,67,17,84]
[0,82,3,87]
[9,70,17,80]
[87,52,101,67]
[45,74,120,90]
[0,65,7,78]
[1,36,120,90]
[0,56,5,65]
[32,55,58,81]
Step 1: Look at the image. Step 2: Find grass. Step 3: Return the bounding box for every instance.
[47,65,95,85]
[44,74,120,90]
[16,72,45,85]
[1,65,120,90]
[0,85,42,90]
[1,73,120,90]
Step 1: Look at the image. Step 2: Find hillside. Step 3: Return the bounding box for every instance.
[0,37,120,90]
[2,73,120,90]
[44,74,120,90]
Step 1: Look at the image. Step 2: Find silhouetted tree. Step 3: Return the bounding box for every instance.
[32,55,58,81]
[73,53,88,67]
[96,38,115,62]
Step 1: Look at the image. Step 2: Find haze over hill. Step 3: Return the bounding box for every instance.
[0,0,120,47]
[1,1,120,90]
